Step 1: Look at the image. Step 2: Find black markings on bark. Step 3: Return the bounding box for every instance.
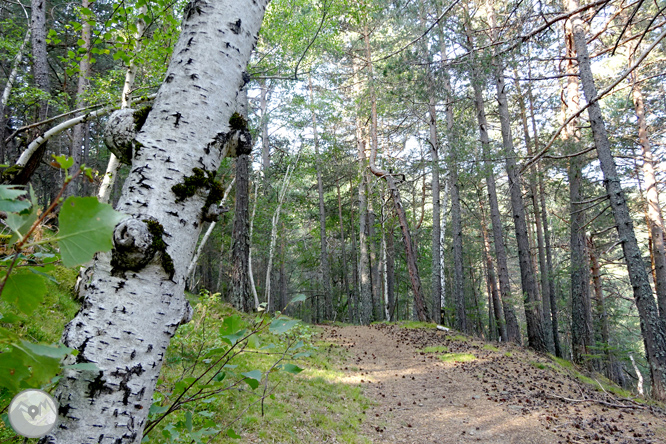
[111,364,144,405]
[165,73,174,83]
[184,0,205,20]
[229,19,242,34]
[88,372,113,400]
[58,403,71,417]
[76,337,92,363]
[172,112,182,127]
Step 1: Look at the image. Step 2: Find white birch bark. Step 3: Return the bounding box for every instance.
[265,152,300,310]
[186,178,235,283]
[43,1,269,442]
[0,28,30,116]
[98,5,147,203]
[249,180,260,309]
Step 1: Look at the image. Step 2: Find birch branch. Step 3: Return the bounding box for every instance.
[186,178,236,283]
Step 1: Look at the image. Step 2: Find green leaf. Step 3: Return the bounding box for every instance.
[219,315,246,345]
[226,428,241,439]
[279,363,303,374]
[241,370,262,389]
[0,186,27,200]
[22,341,72,359]
[0,348,31,391]
[290,294,307,304]
[1,271,46,314]
[6,207,38,242]
[269,318,300,334]
[57,197,125,267]
[149,403,170,415]
[51,154,74,169]
[0,199,31,213]
[185,411,193,432]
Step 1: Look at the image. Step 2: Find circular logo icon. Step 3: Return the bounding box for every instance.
[8,389,58,438]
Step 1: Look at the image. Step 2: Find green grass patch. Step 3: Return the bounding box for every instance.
[145,292,373,443]
[439,353,476,363]
[399,320,437,329]
[530,361,547,370]
[550,355,574,370]
[504,351,513,357]
[450,334,468,342]
[483,344,499,352]
[420,345,449,353]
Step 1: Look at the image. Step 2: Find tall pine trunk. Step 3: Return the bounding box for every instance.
[567,0,666,400]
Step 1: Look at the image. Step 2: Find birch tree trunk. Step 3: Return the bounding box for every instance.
[43,2,269,442]
[265,153,299,312]
[0,26,30,164]
[66,0,93,198]
[567,0,666,400]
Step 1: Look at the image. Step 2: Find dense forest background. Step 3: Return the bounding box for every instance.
[2,0,666,403]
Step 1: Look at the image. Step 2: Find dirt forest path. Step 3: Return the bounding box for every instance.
[320,324,666,444]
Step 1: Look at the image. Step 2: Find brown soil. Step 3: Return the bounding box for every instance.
[320,324,666,444]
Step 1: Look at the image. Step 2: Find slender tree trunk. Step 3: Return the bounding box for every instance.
[186,178,235,285]
[248,180,260,310]
[526,60,562,356]
[588,236,619,384]
[480,189,506,341]
[467,30,521,344]
[428,97,442,324]
[309,76,332,320]
[259,79,270,182]
[441,58,467,333]
[567,0,666,400]
[44,2,269,441]
[352,55,373,324]
[486,1,547,352]
[0,26,30,164]
[31,0,49,121]
[386,218,396,321]
[363,30,428,322]
[336,178,351,309]
[349,176,359,323]
[98,7,146,203]
[514,72,554,352]
[265,154,299,312]
[563,18,594,367]
[66,0,92,197]
[630,70,666,323]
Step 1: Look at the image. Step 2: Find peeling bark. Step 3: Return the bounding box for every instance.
[43,2,269,442]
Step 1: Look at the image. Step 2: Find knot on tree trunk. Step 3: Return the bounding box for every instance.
[111,218,157,272]
[104,106,151,164]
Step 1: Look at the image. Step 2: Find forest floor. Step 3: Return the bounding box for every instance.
[320,323,666,444]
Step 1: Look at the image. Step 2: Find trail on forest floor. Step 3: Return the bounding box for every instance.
[320,324,666,444]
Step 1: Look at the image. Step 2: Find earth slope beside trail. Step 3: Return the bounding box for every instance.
[320,324,666,444]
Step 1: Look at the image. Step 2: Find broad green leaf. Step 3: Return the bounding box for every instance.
[51,154,74,169]
[226,428,241,439]
[219,315,246,345]
[149,403,170,415]
[22,341,72,358]
[57,197,125,267]
[0,313,20,324]
[0,348,31,391]
[269,318,299,334]
[0,186,27,200]
[185,411,193,432]
[241,370,262,389]
[0,199,31,213]
[279,363,303,374]
[290,294,307,304]
[6,207,38,243]
[1,271,46,314]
